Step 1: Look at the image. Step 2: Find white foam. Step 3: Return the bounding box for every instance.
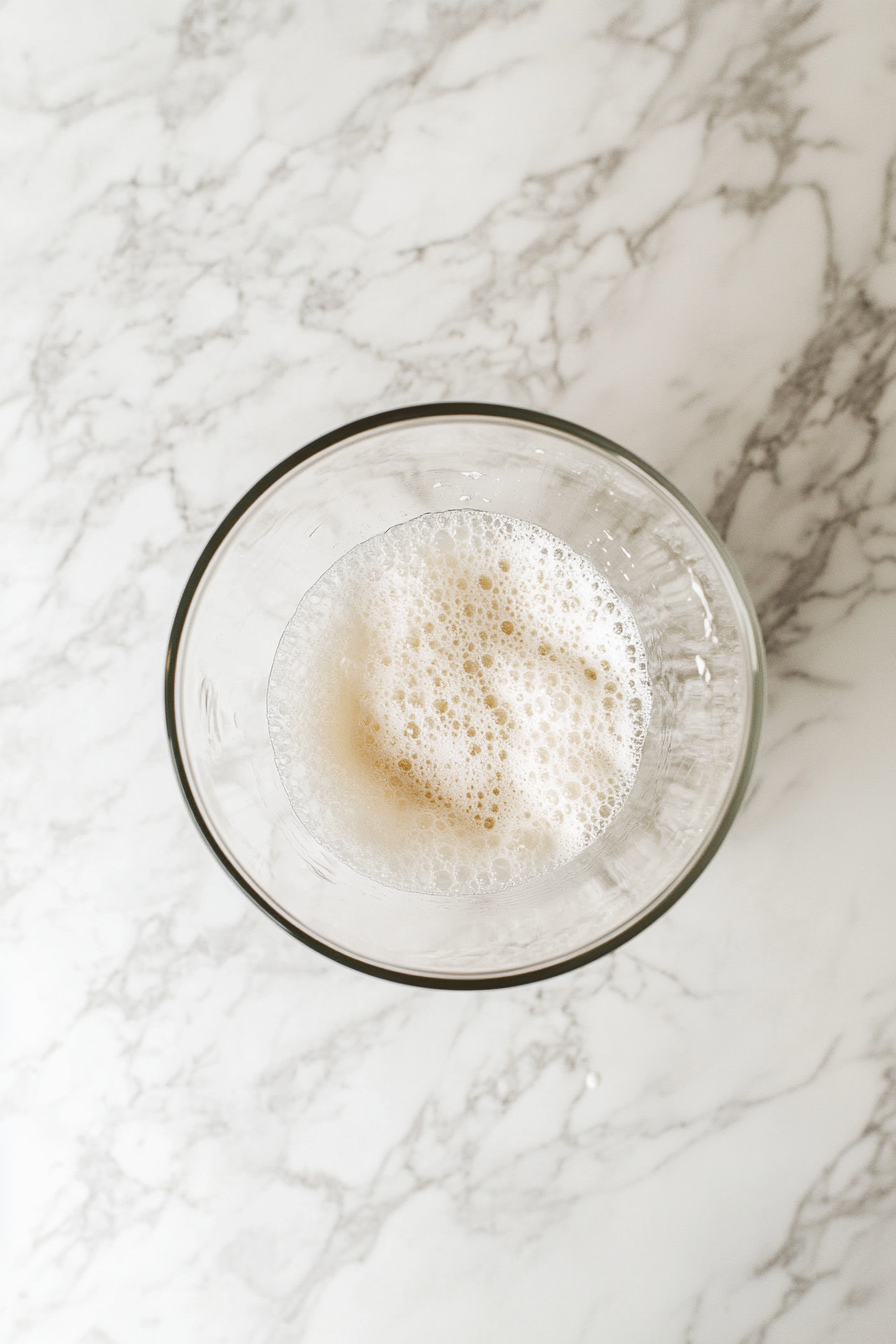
[267,510,651,894]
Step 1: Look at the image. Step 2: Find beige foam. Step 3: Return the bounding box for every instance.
[267,510,651,894]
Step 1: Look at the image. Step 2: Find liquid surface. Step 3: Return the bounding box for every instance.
[267,510,651,894]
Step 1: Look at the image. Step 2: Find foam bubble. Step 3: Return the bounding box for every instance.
[267,510,652,894]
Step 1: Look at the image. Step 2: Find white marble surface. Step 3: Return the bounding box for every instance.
[2,0,896,1339]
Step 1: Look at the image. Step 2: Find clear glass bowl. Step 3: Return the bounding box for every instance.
[165,405,764,987]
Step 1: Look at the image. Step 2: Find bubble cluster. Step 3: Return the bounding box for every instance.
[267,510,651,894]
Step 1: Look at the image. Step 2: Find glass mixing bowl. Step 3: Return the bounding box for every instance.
[165,404,764,987]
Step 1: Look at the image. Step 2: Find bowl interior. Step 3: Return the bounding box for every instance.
[168,408,764,985]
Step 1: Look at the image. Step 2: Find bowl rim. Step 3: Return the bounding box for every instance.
[165,401,766,990]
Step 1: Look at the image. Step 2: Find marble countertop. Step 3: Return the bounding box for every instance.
[3,1,896,1340]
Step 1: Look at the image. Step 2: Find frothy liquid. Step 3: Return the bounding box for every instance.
[267,511,651,894]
